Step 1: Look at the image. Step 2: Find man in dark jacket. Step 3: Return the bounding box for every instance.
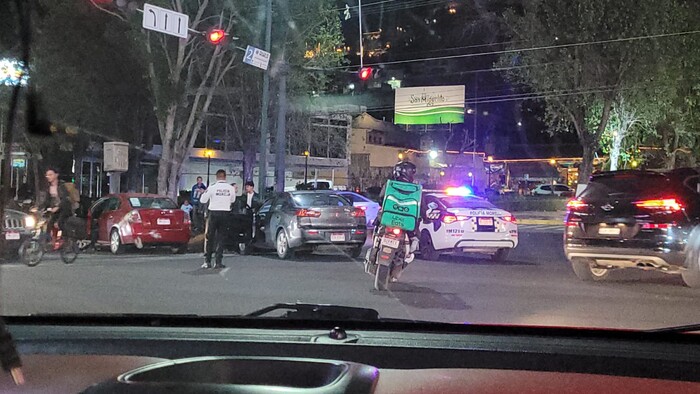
[41,167,74,237]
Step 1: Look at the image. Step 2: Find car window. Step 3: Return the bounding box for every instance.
[105,198,121,211]
[128,197,177,209]
[340,193,370,204]
[258,199,273,214]
[554,185,570,192]
[540,185,552,191]
[90,198,108,215]
[440,197,496,209]
[273,194,291,210]
[582,174,672,199]
[292,193,351,207]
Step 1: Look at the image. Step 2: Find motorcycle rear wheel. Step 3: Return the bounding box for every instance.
[374,264,391,291]
[60,237,79,264]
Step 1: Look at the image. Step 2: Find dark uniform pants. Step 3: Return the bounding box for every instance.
[205,210,228,264]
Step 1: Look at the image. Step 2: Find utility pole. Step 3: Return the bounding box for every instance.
[257,0,273,197]
[275,64,288,193]
[472,76,478,187]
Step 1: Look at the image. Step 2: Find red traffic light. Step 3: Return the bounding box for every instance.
[359,67,373,80]
[207,29,226,45]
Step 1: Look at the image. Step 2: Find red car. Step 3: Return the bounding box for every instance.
[87,194,190,254]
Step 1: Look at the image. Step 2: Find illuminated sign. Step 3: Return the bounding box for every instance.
[395,85,465,125]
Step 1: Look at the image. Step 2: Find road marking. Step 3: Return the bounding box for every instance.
[518,224,564,233]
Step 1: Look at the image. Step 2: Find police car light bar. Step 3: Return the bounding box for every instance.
[445,187,472,196]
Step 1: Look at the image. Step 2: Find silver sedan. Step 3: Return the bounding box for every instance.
[252,191,367,259]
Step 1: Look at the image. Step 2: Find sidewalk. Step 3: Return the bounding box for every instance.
[514,211,566,225]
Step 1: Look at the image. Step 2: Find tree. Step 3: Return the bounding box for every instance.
[500,0,682,182]
[91,0,238,198]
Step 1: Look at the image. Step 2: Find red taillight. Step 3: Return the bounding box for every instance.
[642,223,675,229]
[359,205,368,211]
[128,210,142,223]
[501,215,517,224]
[442,214,458,224]
[634,198,683,212]
[390,227,402,236]
[351,207,366,217]
[296,209,321,218]
[566,199,588,211]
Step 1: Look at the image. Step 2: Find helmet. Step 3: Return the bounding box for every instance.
[392,161,417,183]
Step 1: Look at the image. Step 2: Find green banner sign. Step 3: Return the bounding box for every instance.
[380,180,422,231]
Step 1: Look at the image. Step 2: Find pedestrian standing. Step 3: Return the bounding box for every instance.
[191,176,207,233]
[199,169,235,269]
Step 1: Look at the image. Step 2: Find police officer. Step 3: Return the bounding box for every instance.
[199,169,236,269]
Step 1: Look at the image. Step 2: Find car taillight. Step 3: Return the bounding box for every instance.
[128,210,142,223]
[634,198,683,212]
[642,222,675,229]
[566,199,588,211]
[359,205,367,211]
[501,215,517,224]
[351,207,365,217]
[296,209,321,218]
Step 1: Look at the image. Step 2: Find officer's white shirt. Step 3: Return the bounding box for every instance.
[200,180,235,211]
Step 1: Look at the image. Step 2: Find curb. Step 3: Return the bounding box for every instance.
[518,219,564,225]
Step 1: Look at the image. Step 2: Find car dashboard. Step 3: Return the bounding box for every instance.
[1,316,699,393]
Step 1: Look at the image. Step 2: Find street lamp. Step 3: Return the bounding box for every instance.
[204,149,214,186]
[549,159,556,165]
[429,150,438,160]
[398,152,404,160]
[304,150,310,184]
[487,157,493,189]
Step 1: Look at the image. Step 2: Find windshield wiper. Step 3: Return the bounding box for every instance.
[245,303,382,321]
[645,324,700,334]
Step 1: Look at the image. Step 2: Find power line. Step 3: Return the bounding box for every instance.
[330,28,700,70]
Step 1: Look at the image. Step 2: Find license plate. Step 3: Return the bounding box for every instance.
[599,227,621,235]
[4,232,20,240]
[157,218,171,225]
[381,237,400,249]
[478,217,494,226]
[330,233,345,242]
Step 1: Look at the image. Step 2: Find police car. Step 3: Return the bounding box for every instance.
[418,187,518,262]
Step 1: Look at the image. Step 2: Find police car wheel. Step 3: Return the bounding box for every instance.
[491,248,510,262]
[420,232,439,261]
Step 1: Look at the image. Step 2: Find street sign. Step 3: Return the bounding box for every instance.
[243,45,271,70]
[142,3,189,39]
[344,4,351,20]
[11,158,25,168]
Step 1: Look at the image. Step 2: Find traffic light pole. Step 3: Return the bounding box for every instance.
[257,0,272,197]
[358,0,363,68]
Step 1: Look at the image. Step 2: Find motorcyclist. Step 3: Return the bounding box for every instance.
[364,160,420,273]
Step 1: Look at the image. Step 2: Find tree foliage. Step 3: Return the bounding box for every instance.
[500,0,683,182]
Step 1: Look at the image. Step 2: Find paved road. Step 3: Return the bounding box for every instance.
[1,227,699,330]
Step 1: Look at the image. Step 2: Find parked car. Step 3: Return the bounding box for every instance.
[248,191,367,259]
[87,194,191,255]
[533,183,574,196]
[564,168,700,287]
[3,208,34,257]
[336,191,381,226]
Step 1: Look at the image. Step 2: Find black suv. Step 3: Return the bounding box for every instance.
[564,168,700,288]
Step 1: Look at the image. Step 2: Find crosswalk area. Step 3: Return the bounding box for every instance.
[518,224,564,233]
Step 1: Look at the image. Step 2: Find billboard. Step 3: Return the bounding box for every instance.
[395,85,465,125]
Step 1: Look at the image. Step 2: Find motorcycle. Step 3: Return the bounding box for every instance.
[365,222,418,291]
[20,209,86,266]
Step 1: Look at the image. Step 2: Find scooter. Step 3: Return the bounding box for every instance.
[365,221,418,291]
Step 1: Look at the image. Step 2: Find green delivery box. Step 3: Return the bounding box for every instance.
[379,180,422,231]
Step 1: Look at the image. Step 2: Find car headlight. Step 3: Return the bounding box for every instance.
[24,215,36,229]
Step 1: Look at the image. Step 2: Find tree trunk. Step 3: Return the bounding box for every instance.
[579,143,596,184]
[609,132,623,171]
[243,139,256,182]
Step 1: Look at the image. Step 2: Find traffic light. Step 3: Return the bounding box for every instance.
[207,28,226,45]
[359,67,373,81]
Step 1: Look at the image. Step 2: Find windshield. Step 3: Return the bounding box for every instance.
[292,193,351,207]
[2,0,700,333]
[128,197,178,210]
[441,197,495,209]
